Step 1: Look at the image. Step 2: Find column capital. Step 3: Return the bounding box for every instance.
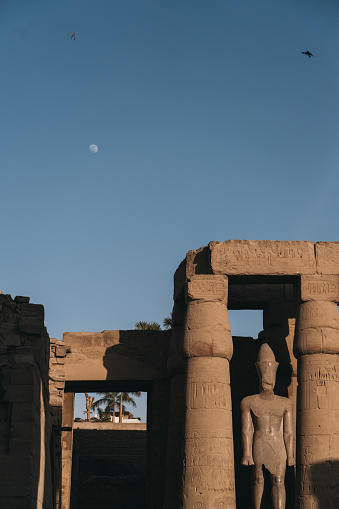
[186,274,228,305]
[183,275,232,360]
[299,274,339,303]
[295,299,339,357]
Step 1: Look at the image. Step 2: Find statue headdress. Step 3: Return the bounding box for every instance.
[255,343,279,381]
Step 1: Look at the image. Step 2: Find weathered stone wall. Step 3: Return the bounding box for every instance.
[0,294,52,509]
[49,339,67,424]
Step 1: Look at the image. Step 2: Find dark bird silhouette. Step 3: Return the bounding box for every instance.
[71,32,75,40]
[301,51,313,58]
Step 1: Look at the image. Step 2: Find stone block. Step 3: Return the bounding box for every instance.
[4,385,34,403]
[185,301,231,330]
[210,239,316,275]
[3,334,22,347]
[50,357,65,365]
[55,345,67,357]
[316,241,339,274]
[0,455,33,476]
[185,246,210,279]
[14,347,34,365]
[49,367,65,382]
[300,275,339,302]
[184,326,233,359]
[297,354,339,384]
[295,327,339,355]
[0,497,35,509]
[296,301,339,331]
[14,296,30,303]
[19,304,44,319]
[9,438,35,456]
[2,366,35,386]
[50,395,63,407]
[228,284,294,310]
[18,319,42,336]
[187,275,227,303]
[0,323,16,335]
[10,420,38,440]
[330,434,339,462]
[0,474,33,496]
[298,408,338,435]
[11,403,35,421]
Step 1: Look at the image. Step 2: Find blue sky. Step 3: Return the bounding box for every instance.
[1,0,338,420]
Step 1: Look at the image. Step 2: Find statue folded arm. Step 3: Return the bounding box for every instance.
[240,397,254,466]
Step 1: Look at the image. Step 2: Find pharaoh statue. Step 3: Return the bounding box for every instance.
[240,344,294,509]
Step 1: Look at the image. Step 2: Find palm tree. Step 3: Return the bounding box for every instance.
[135,321,161,330]
[92,392,120,421]
[163,313,172,330]
[91,407,111,422]
[118,391,141,422]
[92,391,141,423]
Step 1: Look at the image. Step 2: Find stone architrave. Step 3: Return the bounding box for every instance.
[316,241,339,275]
[294,275,339,508]
[300,274,339,303]
[182,275,236,509]
[210,240,316,276]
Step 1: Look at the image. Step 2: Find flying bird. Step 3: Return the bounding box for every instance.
[71,32,75,40]
[301,51,314,58]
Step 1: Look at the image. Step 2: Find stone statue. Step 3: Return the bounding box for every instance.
[240,344,294,509]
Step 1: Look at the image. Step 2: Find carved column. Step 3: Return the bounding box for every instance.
[294,275,339,508]
[182,275,236,509]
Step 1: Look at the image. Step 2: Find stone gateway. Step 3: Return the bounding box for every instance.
[0,239,338,509]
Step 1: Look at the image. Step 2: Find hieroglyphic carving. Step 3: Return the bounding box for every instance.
[187,381,231,410]
[299,359,339,383]
[309,365,338,382]
[301,275,339,302]
[210,240,316,275]
[187,276,227,301]
[184,432,235,492]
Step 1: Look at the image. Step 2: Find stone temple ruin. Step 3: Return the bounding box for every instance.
[0,239,338,508]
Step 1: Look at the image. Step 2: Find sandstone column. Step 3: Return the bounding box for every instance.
[182,275,236,509]
[294,275,339,508]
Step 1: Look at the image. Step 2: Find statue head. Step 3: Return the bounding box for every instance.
[255,343,279,392]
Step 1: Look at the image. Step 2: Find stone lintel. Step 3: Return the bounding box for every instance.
[175,241,339,299]
[63,330,171,382]
[228,283,294,310]
[186,275,228,303]
[300,275,339,303]
[316,241,339,275]
[210,240,316,276]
